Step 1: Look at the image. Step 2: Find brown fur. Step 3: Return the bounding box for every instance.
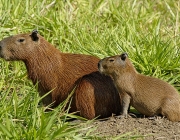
[0,30,121,119]
[98,53,180,122]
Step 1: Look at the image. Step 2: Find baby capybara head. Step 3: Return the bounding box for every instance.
[0,30,40,61]
[98,53,135,76]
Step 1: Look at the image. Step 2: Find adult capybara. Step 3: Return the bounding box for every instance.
[0,30,121,119]
[98,52,180,121]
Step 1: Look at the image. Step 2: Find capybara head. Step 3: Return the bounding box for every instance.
[0,30,40,61]
[98,52,135,76]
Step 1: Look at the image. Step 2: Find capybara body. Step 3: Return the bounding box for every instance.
[98,53,180,121]
[0,30,121,119]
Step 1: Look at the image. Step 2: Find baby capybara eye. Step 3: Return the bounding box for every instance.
[17,39,25,42]
[109,59,114,62]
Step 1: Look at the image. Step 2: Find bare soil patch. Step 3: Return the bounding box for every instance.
[71,110,180,139]
[89,114,180,139]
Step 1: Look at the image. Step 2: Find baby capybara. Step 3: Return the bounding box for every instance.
[0,30,121,119]
[98,53,180,121]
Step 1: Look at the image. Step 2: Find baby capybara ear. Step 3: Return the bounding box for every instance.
[30,30,39,41]
[120,52,128,61]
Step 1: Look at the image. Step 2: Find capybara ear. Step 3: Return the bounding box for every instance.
[121,53,128,61]
[30,30,39,41]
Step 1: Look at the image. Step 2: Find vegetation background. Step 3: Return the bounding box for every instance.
[0,0,179,139]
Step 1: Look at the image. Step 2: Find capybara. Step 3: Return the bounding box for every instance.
[98,52,180,121]
[0,30,121,119]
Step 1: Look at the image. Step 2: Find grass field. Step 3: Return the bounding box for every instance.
[0,0,180,139]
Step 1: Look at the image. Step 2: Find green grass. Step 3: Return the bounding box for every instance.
[0,0,180,139]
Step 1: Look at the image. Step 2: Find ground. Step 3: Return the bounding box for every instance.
[76,113,180,139]
[93,117,180,139]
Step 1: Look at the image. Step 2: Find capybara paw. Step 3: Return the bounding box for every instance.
[116,114,128,119]
[128,113,137,118]
[148,115,162,120]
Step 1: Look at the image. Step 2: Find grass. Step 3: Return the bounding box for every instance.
[0,0,180,139]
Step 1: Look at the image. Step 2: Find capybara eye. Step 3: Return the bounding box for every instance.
[109,59,114,62]
[18,39,25,42]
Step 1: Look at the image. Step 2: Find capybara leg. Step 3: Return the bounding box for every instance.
[161,97,180,122]
[119,91,131,118]
[75,81,95,119]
